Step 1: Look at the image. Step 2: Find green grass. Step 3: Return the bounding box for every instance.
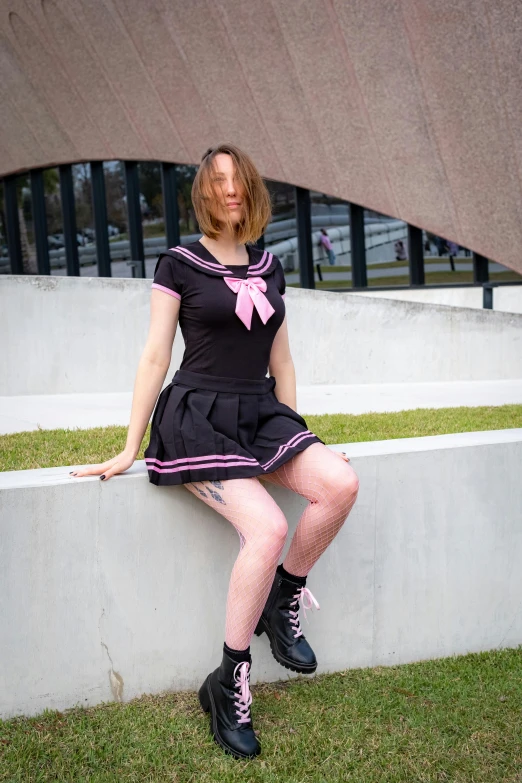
[292,269,520,289]
[1,647,521,782]
[1,405,521,473]
[317,257,479,273]
[318,258,522,275]
[305,404,522,445]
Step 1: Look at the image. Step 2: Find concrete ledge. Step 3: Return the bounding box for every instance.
[350,284,522,314]
[1,431,521,719]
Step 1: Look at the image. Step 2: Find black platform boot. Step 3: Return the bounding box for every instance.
[198,649,261,760]
[254,568,320,673]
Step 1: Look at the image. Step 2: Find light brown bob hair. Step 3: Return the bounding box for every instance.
[192,143,272,244]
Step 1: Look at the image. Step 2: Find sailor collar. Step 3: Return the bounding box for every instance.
[157,242,279,279]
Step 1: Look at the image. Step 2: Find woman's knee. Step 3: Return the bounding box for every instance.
[259,510,288,549]
[325,464,360,507]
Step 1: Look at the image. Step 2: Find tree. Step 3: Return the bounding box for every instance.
[139,163,162,219]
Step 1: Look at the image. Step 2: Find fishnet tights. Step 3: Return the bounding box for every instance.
[184,477,288,651]
[184,443,359,650]
[261,442,359,576]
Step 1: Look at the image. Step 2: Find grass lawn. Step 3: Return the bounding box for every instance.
[1,405,521,473]
[318,258,522,275]
[296,270,519,289]
[317,257,478,274]
[0,647,521,782]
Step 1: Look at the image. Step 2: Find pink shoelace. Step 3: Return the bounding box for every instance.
[233,661,253,724]
[288,587,320,639]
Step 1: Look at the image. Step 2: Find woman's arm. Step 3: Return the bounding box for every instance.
[71,289,180,478]
[268,316,297,411]
[124,290,181,457]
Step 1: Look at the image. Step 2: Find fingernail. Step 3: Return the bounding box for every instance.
[100,475,106,481]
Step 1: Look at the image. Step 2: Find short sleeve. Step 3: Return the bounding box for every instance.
[274,256,286,300]
[150,254,184,301]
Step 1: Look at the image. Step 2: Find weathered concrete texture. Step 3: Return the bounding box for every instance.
[1,1,522,272]
[1,430,521,719]
[2,276,521,395]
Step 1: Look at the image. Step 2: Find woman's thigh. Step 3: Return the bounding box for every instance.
[260,442,359,502]
[184,476,288,541]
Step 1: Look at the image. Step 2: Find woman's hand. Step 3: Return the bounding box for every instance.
[339,451,350,463]
[69,448,136,481]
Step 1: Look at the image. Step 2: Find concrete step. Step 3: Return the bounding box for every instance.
[1,380,521,435]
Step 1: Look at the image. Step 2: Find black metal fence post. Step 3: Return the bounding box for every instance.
[124,161,145,278]
[59,164,80,276]
[4,175,23,274]
[295,186,314,289]
[473,252,489,284]
[90,161,111,277]
[161,162,180,250]
[349,203,367,287]
[408,225,424,285]
[483,283,493,309]
[30,169,51,275]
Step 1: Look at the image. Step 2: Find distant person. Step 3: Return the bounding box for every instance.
[394,239,407,261]
[447,240,459,272]
[319,228,336,265]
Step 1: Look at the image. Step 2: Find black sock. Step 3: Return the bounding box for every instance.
[277,563,307,587]
[224,642,251,663]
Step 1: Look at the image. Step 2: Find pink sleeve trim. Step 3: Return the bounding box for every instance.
[151,283,181,301]
[281,293,286,300]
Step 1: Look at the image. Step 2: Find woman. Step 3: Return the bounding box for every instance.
[319,228,336,265]
[70,143,359,760]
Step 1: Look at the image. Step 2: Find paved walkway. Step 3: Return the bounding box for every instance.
[1,380,521,435]
[285,261,506,285]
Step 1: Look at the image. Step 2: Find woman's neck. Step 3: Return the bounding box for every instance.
[199,234,248,264]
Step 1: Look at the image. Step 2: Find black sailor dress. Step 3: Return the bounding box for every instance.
[144,239,324,486]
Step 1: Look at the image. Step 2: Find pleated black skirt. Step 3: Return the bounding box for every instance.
[144,369,324,486]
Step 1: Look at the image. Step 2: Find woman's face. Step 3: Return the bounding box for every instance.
[208,153,245,226]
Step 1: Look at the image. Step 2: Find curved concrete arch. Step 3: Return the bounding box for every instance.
[1,0,521,273]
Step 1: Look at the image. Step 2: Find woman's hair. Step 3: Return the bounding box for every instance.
[191,143,272,244]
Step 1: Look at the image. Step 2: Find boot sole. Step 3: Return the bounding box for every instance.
[198,675,261,760]
[255,617,317,674]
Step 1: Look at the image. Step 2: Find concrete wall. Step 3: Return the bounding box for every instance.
[351,285,522,314]
[2,1,522,274]
[1,429,521,719]
[2,275,522,395]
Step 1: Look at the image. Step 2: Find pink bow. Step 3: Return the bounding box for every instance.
[224,276,275,330]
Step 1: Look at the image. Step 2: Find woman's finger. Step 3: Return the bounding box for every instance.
[98,462,124,482]
[70,459,117,478]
